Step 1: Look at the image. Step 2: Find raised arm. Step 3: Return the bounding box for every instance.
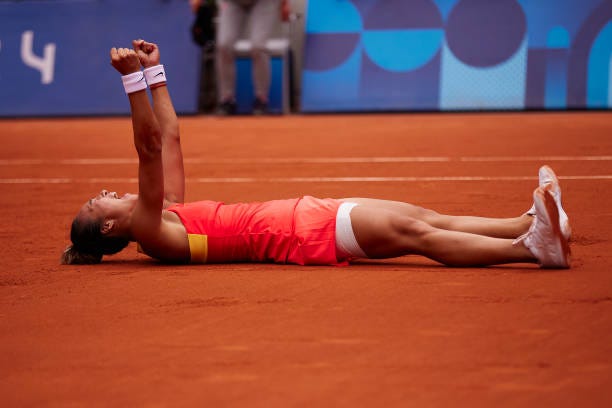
[110,47,165,238]
[133,39,185,204]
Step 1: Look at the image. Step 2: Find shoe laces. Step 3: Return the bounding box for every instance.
[513,217,536,247]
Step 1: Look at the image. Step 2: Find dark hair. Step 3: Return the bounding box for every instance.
[60,216,129,264]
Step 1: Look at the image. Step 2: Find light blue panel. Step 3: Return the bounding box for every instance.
[440,37,528,109]
[362,29,444,72]
[301,43,362,111]
[305,0,362,33]
[547,26,571,48]
[609,55,612,106]
[545,51,569,109]
[587,21,612,108]
[545,27,570,109]
[301,0,611,112]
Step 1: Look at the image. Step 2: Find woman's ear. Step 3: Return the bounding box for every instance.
[101,219,115,235]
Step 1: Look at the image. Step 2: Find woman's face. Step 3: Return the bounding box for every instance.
[77,189,137,222]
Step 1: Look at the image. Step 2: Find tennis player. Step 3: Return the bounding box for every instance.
[61,39,571,269]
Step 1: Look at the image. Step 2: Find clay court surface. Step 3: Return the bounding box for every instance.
[1,112,611,406]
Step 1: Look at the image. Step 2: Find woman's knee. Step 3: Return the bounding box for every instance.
[411,206,440,224]
[250,46,268,61]
[353,211,434,257]
[216,43,234,58]
[389,215,433,244]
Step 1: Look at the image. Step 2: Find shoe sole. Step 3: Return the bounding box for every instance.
[535,186,571,268]
[539,165,571,240]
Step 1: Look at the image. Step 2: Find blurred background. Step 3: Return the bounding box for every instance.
[1,0,611,116]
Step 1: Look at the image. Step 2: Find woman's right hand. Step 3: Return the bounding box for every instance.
[132,39,160,68]
[110,47,142,75]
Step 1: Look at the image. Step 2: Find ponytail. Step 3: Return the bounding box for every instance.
[61,245,103,264]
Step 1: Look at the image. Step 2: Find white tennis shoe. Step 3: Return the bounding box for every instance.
[526,165,571,240]
[516,186,571,268]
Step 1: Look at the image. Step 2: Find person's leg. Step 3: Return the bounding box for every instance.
[342,197,532,239]
[347,204,535,267]
[344,186,570,268]
[247,0,280,105]
[216,0,245,105]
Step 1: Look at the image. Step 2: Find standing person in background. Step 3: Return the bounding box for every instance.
[191,0,289,115]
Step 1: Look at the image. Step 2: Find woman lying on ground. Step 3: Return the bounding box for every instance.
[61,39,571,268]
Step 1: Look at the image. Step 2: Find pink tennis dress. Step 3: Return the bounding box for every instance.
[167,195,345,265]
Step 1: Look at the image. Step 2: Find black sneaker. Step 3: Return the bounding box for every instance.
[216,99,237,116]
[252,97,268,115]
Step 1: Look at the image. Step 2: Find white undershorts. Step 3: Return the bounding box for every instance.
[335,202,367,259]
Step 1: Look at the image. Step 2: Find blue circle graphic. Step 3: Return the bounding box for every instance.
[445,0,526,68]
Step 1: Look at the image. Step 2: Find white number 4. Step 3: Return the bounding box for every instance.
[21,31,56,85]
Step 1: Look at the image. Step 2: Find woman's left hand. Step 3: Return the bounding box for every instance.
[132,39,161,68]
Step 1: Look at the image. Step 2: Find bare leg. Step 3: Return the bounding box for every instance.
[348,205,535,267]
[342,197,532,239]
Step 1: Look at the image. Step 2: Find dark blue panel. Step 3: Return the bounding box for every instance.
[303,33,361,71]
[363,0,443,29]
[525,49,548,108]
[359,49,441,110]
[445,0,526,68]
[0,1,200,116]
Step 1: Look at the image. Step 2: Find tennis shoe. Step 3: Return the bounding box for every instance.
[252,97,268,115]
[216,99,237,116]
[525,165,571,240]
[539,165,571,240]
[515,186,571,269]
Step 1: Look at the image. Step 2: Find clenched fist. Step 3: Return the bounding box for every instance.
[132,39,160,68]
[110,48,141,75]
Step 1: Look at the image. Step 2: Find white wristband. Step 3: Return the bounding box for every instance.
[121,71,147,94]
[144,64,167,87]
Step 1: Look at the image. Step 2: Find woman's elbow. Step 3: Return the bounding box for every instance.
[163,126,180,144]
[136,130,163,158]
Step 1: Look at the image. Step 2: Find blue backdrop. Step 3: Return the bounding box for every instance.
[0,0,200,116]
[301,0,612,112]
